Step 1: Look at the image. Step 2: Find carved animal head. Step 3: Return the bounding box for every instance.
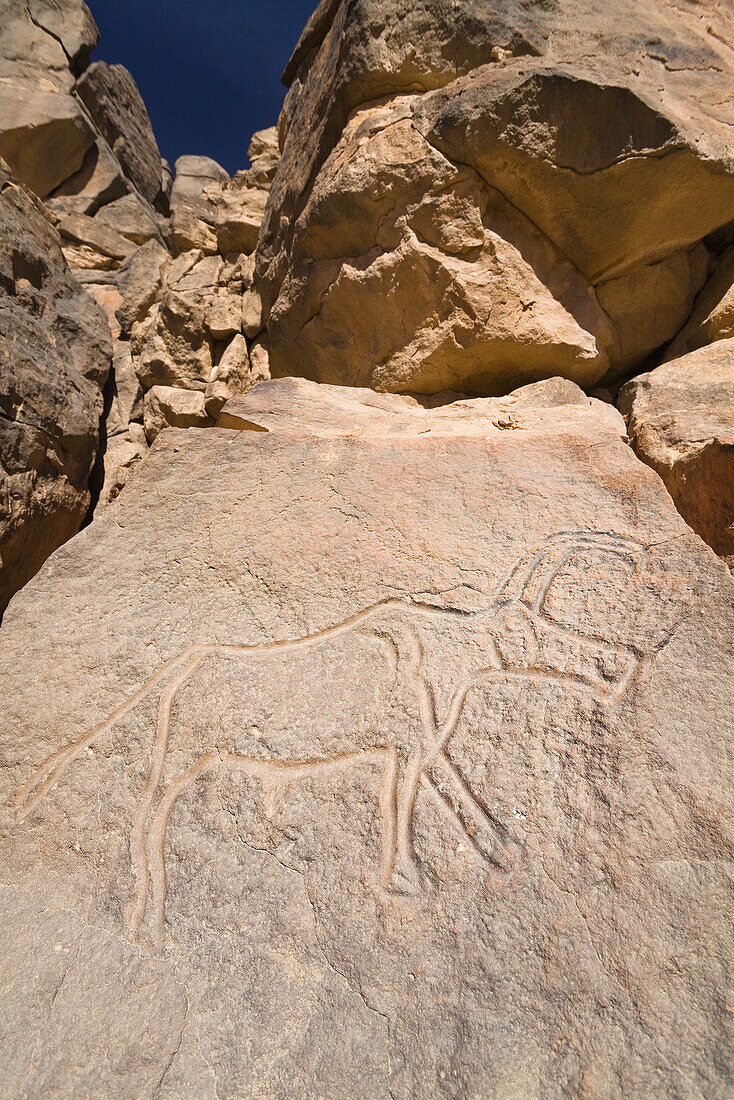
[482,531,646,701]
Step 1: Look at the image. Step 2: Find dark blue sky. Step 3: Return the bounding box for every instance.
[87,0,317,175]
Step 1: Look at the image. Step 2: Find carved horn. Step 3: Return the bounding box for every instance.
[495,530,645,612]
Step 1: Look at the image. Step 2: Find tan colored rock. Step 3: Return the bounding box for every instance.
[61,243,115,271]
[115,239,170,333]
[106,343,144,437]
[170,206,218,256]
[268,99,617,394]
[205,334,252,417]
[45,137,127,217]
[0,0,83,92]
[619,339,734,566]
[0,0,101,197]
[596,246,709,375]
[143,384,211,442]
[207,294,242,340]
[75,62,164,206]
[94,193,162,245]
[0,158,110,614]
[215,182,268,255]
[26,0,99,75]
[97,422,148,508]
[164,249,203,289]
[258,0,734,394]
[244,125,279,186]
[83,282,123,339]
[170,253,222,296]
[665,245,734,359]
[135,291,212,391]
[170,154,229,209]
[0,85,94,198]
[248,331,271,383]
[218,375,617,435]
[3,378,733,1095]
[58,212,136,263]
[241,282,263,337]
[415,64,734,286]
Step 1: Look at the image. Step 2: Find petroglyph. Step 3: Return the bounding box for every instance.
[16,532,647,943]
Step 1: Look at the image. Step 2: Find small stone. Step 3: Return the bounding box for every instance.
[94,193,162,245]
[170,206,218,256]
[242,284,263,337]
[58,212,136,261]
[207,295,242,340]
[205,334,251,417]
[248,332,271,383]
[143,385,212,442]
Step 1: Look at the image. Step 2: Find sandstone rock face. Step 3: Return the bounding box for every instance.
[0,0,101,197]
[143,384,212,442]
[169,154,229,210]
[0,160,110,614]
[619,339,734,567]
[134,292,213,391]
[26,0,99,74]
[46,137,128,217]
[75,62,164,206]
[94,192,162,245]
[258,0,734,393]
[2,380,733,1095]
[665,245,734,360]
[0,85,95,198]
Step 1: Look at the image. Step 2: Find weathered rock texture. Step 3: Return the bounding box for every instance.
[75,61,164,207]
[620,339,734,567]
[0,1,277,513]
[0,159,110,614]
[257,0,734,394]
[2,380,733,1096]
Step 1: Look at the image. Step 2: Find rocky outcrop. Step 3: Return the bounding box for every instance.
[75,61,165,207]
[0,159,111,613]
[0,0,97,197]
[49,125,278,506]
[3,378,733,1095]
[619,339,734,567]
[257,0,734,394]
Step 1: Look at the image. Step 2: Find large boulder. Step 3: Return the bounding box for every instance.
[1,379,733,1095]
[25,0,99,74]
[169,154,229,210]
[619,339,734,568]
[75,61,164,206]
[0,160,111,614]
[0,0,98,197]
[133,291,213,391]
[258,0,734,393]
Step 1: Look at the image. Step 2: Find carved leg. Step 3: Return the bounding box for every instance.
[386,742,425,894]
[142,752,221,944]
[127,653,207,936]
[424,752,520,871]
[16,644,213,821]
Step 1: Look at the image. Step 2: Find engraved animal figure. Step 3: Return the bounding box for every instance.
[16,531,645,943]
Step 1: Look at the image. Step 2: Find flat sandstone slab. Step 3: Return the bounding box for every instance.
[1,387,733,1097]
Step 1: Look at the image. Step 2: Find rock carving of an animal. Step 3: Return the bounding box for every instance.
[17,531,645,943]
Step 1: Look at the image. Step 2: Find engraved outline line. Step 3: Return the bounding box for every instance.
[138,664,629,940]
[15,531,648,940]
